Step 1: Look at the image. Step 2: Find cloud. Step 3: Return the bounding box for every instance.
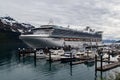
[0,0,120,39]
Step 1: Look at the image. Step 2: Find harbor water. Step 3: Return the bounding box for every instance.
[0,40,120,80]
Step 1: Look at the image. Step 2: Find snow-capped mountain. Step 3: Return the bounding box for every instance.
[0,16,35,33]
[102,39,116,43]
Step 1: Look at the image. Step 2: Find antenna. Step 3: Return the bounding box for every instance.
[48,18,54,25]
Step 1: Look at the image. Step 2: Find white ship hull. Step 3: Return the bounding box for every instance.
[19,34,100,48]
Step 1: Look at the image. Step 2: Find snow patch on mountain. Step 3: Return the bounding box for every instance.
[0,16,35,33]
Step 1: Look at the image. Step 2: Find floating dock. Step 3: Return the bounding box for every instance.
[97,59,116,63]
[72,60,86,65]
[97,62,120,71]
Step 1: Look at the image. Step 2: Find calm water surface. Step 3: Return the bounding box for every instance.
[0,40,119,80]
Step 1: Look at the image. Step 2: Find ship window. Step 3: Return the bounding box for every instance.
[34,29,53,34]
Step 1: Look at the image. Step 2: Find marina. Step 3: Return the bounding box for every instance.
[17,43,120,72]
[0,39,120,80]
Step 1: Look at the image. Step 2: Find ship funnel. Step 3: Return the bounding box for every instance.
[85,26,90,31]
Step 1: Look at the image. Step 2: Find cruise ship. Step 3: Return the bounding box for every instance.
[19,25,103,48]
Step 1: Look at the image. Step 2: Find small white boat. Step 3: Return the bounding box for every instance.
[30,50,46,58]
[60,51,77,62]
[85,50,96,58]
[46,49,64,61]
[75,51,85,58]
[75,49,96,59]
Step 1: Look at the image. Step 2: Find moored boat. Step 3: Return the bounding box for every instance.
[30,50,46,58]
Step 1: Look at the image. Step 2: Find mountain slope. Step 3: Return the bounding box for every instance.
[102,39,116,43]
[0,16,35,42]
[0,16,35,33]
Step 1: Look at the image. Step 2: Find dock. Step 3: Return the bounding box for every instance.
[97,59,116,63]
[95,56,116,63]
[72,60,86,65]
[97,62,120,71]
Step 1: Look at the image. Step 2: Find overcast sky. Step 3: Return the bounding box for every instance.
[0,0,120,40]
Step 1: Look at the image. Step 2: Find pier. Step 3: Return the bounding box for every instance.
[97,59,116,63]
[72,60,86,65]
[97,62,120,71]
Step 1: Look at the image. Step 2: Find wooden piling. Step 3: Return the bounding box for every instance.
[34,49,36,59]
[108,50,110,64]
[100,53,103,71]
[48,49,52,62]
[18,48,21,62]
[95,54,97,71]
[18,48,21,57]
[69,45,72,65]
[22,48,25,57]
[34,49,37,67]
[97,48,103,71]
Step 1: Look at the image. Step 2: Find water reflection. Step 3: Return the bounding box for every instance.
[94,70,97,80]
[48,61,52,71]
[0,40,27,67]
[70,63,72,76]
[84,61,95,67]
[34,57,37,67]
